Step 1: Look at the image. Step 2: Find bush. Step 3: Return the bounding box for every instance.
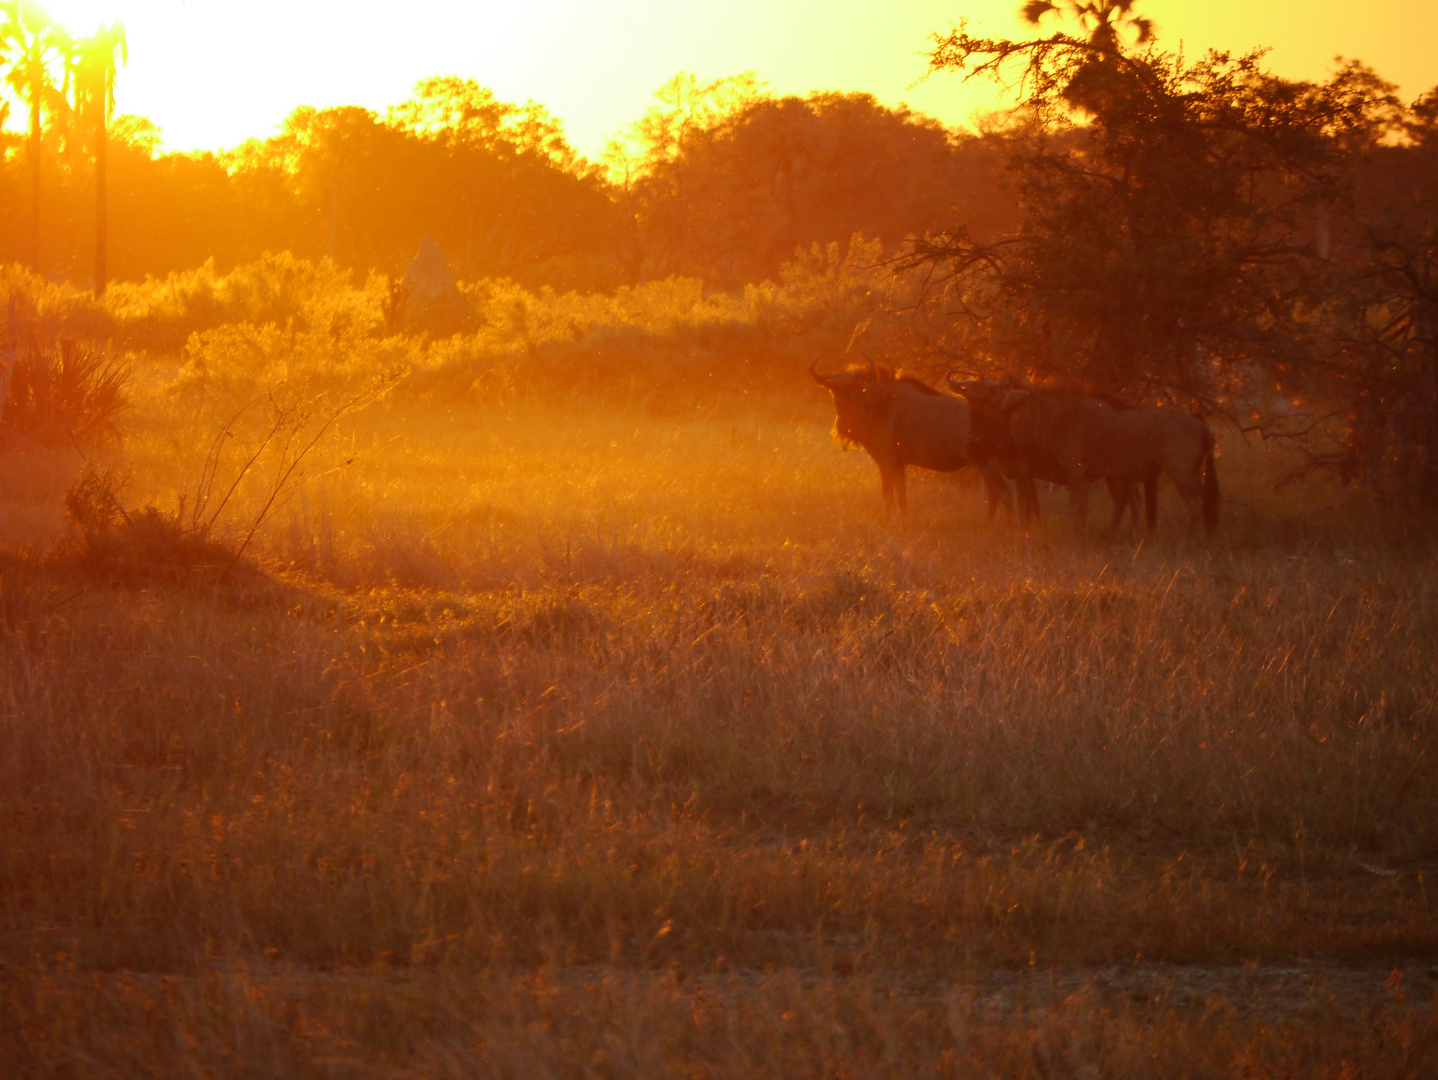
[105,253,376,353]
[2,338,128,452]
[60,464,244,586]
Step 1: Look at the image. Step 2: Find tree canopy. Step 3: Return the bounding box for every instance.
[609,75,1014,288]
[898,4,1437,494]
[0,70,1016,293]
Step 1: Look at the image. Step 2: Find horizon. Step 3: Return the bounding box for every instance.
[7,0,1437,161]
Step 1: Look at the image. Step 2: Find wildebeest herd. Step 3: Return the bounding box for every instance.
[810,358,1219,536]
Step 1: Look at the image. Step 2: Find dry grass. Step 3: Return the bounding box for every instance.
[4,964,1434,1078]
[1,392,1435,1074]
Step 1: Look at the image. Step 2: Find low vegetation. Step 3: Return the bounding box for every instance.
[1,344,1435,1071]
[2,2,1435,1071]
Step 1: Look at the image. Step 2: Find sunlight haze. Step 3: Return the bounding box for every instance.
[26,0,1438,159]
[6,0,1438,1066]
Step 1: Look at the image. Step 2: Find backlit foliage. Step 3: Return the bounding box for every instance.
[2,4,1438,1072]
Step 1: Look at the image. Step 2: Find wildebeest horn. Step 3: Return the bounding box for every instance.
[810,355,835,385]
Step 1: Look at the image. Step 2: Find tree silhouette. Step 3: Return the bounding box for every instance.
[1019,0,1153,49]
[613,76,1014,287]
[0,0,72,271]
[903,1,1406,421]
[74,20,126,296]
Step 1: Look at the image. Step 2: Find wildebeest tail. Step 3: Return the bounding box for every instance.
[1202,427,1219,533]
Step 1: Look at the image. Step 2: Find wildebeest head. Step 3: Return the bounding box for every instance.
[811,356,935,449]
[814,356,975,511]
[946,371,1026,453]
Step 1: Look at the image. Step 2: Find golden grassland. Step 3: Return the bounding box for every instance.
[1,323,1437,1072]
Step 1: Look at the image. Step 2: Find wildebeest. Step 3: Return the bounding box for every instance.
[810,357,1011,515]
[950,376,1146,533]
[950,375,1218,536]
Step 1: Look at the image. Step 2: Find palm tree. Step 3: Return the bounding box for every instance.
[1020,0,1154,50]
[0,1,72,272]
[1019,0,1156,117]
[75,21,126,296]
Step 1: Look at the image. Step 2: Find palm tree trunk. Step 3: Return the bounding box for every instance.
[28,95,41,271]
[327,168,339,261]
[94,79,108,297]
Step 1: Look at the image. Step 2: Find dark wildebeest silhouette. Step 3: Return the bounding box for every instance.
[811,358,1012,515]
[950,375,1145,533]
[952,376,1219,536]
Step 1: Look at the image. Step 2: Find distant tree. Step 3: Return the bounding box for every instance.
[605,72,768,180]
[0,0,72,270]
[109,113,160,154]
[1019,0,1153,49]
[73,20,127,296]
[904,4,1398,408]
[391,76,582,168]
[388,76,515,148]
[1317,88,1438,496]
[227,88,622,286]
[384,77,617,280]
[615,75,1015,287]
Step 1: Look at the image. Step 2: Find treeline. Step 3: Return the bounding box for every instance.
[6,0,1438,500]
[0,71,1012,291]
[892,3,1438,497]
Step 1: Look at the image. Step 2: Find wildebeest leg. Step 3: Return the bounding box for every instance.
[1169,476,1205,537]
[981,462,1014,521]
[1068,476,1090,533]
[1100,479,1131,538]
[1015,475,1041,528]
[1125,482,1144,533]
[1144,475,1159,533]
[892,466,908,515]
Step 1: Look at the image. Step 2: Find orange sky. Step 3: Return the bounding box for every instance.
[27,1,1438,160]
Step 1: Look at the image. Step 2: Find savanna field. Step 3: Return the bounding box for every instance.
[0,261,1434,1077]
[4,0,1438,1067]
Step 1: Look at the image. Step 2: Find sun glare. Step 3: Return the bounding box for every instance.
[39,0,146,33]
[9,1,1437,161]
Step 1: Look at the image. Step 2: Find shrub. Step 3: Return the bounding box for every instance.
[2,338,129,452]
[60,464,242,586]
[105,253,376,353]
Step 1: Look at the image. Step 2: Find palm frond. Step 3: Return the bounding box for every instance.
[1020,1,1059,27]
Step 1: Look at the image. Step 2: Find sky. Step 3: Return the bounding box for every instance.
[24,1,1438,160]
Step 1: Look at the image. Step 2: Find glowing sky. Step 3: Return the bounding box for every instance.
[27,1,1438,159]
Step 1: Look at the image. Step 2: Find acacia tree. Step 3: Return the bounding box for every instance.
[901,5,1397,411]
[1314,90,1438,496]
[74,20,126,296]
[602,72,768,281]
[230,88,621,284]
[0,0,72,271]
[607,73,1017,287]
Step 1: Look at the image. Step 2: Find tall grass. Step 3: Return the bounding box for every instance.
[4,403,1435,980]
[5,965,1433,1078]
[1,262,1435,1073]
